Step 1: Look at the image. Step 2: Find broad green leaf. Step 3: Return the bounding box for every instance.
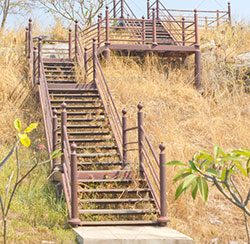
[220,168,227,181]
[247,158,250,175]
[234,163,247,178]
[24,123,38,134]
[183,174,197,189]
[218,156,246,162]
[164,161,186,166]
[175,182,185,200]
[20,136,31,147]
[189,160,198,172]
[206,168,219,177]
[14,119,22,133]
[232,149,250,158]
[199,150,213,160]
[173,171,192,183]
[198,177,209,203]
[191,179,198,200]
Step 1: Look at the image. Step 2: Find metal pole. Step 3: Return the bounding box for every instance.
[122,109,128,166]
[113,0,116,18]
[28,19,32,59]
[97,15,101,48]
[137,103,144,174]
[217,10,220,29]
[105,7,110,45]
[61,102,67,172]
[52,109,59,170]
[38,37,42,84]
[156,0,159,20]
[157,144,169,226]
[84,48,88,72]
[147,0,150,19]
[93,39,97,82]
[68,142,81,227]
[121,0,124,18]
[69,29,72,60]
[195,44,201,89]
[25,27,28,57]
[75,20,79,61]
[205,16,208,30]
[182,17,185,46]
[228,2,231,24]
[194,9,199,45]
[152,8,157,46]
[142,16,145,44]
[33,47,37,85]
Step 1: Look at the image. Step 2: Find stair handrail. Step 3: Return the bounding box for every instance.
[94,52,123,157]
[110,0,137,19]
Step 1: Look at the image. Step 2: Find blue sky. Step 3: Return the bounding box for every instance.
[8,0,250,29]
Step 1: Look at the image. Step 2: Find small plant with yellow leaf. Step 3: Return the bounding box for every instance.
[0,119,61,244]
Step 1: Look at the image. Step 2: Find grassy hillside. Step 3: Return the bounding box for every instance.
[102,24,250,243]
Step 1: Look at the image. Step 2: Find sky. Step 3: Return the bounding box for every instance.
[7,0,250,29]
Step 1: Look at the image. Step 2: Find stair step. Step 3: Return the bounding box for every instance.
[56,111,104,116]
[59,118,105,122]
[69,138,108,143]
[50,94,99,98]
[67,125,104,129]
[78,170,131,180]
[79,198,153,204]
[77,145,117,150]
[60,131,109,136]
[78,188,150,194]
[79,220,158,226]
[52,105,103,110]
[79,209,156,215]
[47,80,76,83]
[78,161,123,167]
[51,100,100,104]
[49,88,98,94]
[77,152,118,158]
[78,178,137,184]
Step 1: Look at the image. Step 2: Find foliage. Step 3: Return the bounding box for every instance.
[165,146,250,241]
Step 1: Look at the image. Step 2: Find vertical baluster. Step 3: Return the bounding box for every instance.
[52,109,59,170]
[194,9,199,45]
[157,144,169,226]
[93,39,97,82]
[228,2,231,24]
[33,47,37,85]
[28,19,32,59]
[75,20,79,62]
[142,16,145,45]
[182,17,185,46]
[69,29,72,60]
[122,109,128,166]
[38,37,42,84]
[137,103,144,174]
[113,0,116,18]
[147,0,150,19]
[105,7,110,45]
[61,102,67,172]
[195,44,202,89]
[121,0,124,18]
[68,142,81,227]
[152,8,157,46]
[156,0,159,20]
[25,27,28,57]
[205,16,208,30]
[97,14,101,48]
[217,10,220,29]
[84,48,88,72]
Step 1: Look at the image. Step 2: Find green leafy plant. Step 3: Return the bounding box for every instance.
[0,120,61,244]
[165,146,250,242]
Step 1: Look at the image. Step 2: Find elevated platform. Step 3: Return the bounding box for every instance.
[74,226,193,244]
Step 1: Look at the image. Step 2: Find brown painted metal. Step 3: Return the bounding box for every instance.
[205,16,208,30]
[157,144,170,226]
[156,0,159,19]
[84,48,88,72]
[113,0,116,18]
[97,15,102,48]
[61,102,67,172]
[105,7,110,45]
[147,0,150,19]
[122,109,128,166]
[142,16,146,44]
[28,19,32,59]
[152,8,157,46]
[25,27,28,57]
[217,10,220,28]
[52,109,59,170]
[33,47,37,85]
[93,38,97,82]
[137,103,144,174]
[38,38,42,83]
[68,142,81,227]
[228,2,231,23]
[194,9,199,45]
[69,29,72,60]
[182,18,185,46]
[195,44,201,89]
[75,20,79,60]
[121,0,124,18]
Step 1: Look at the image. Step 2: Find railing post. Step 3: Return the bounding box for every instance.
[147,0,150,19]
[61,102,67,172]
[121,0,124,18]
[113,0,116,18]
[38,37,42,84]
[28,19,32,59]
[182,17,185,46]
[205,16,208,30]
[137,103,144,174]
[84,48,88,72]
[33,47,37,85]
[156,0,159,20]
[93,39,97,82]
[75,20,79,61]
[194,9,199,45]
[25,27,28,57]
[228,2,231,24]
[217,10,220,29]
[105,7,110,45]
[195,44,202,89]
[122,109,128,166]
[142,16,145,45]
[157,144,169,226]
[69,29,72,60]
[68,142,81,227]
[52,109,59,170]
[97,14,102,48]
[152,8,157,46]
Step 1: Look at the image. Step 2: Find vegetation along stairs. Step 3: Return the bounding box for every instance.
[25,0,215,229]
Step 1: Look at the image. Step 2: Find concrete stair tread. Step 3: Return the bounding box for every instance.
[78,220,158,226]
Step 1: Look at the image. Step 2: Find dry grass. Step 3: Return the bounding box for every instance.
[102,23,250,243]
